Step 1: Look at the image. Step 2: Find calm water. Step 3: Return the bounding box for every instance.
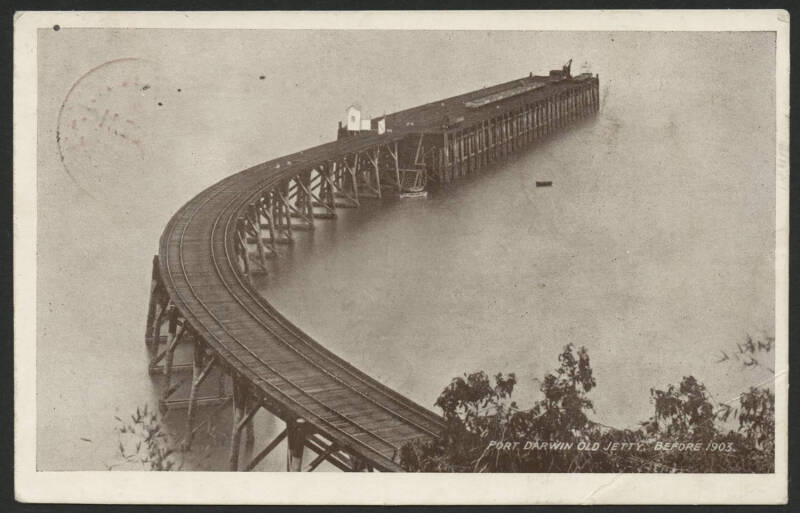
[36,30,775,470]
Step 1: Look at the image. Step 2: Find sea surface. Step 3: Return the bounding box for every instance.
[35,30,776,470]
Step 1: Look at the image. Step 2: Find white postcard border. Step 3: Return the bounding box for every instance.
[13,9,790,505]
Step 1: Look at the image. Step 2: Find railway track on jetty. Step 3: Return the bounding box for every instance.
[144,63,600,472]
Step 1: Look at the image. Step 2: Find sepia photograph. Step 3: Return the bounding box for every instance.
[13,10,788,504]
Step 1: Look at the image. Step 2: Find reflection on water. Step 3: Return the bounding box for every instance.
[35,30,775,470]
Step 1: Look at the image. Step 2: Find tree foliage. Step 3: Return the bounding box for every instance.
[113,404,182,471]
[401,339,775,473]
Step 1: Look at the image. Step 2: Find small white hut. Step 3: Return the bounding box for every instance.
[346,104,362,132]
[346,104,374,132]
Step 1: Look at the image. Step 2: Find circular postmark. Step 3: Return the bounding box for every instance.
[56,57,161,204]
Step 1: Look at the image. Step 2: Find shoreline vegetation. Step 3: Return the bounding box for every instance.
[400,336,775,473]
[111,335,774,473]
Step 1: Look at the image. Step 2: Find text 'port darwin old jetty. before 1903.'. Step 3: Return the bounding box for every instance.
[143,60,601,472]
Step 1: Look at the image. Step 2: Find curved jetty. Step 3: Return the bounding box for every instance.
[144,63,600,471]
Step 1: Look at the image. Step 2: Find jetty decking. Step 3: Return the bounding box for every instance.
[144,63,600,472]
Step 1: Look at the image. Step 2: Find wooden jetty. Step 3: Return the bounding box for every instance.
[144,61,600,472]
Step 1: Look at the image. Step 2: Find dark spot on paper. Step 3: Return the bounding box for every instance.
[142,84,150,91]
[157,102,163,106]
[98,109,109,127]
[177,88,181,92]
[53,24,60,31]
[259,75,265,80]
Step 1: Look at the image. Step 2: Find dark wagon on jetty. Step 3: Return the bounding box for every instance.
[144,60,600,472]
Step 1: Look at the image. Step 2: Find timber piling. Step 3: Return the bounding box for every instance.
[145,61,600,472]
